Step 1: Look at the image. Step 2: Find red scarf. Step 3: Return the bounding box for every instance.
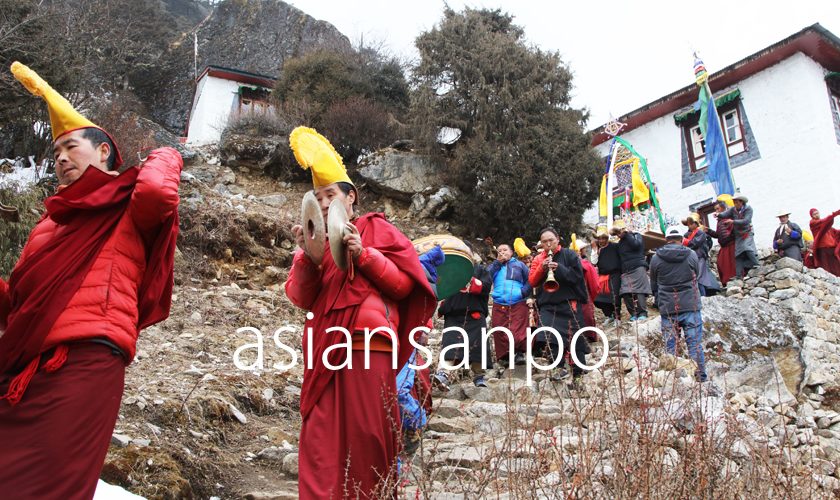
[0,166,178,404]
[300,213,436,419]
[683,227,699,247]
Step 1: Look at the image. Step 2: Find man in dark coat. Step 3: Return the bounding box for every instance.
[613,220,651,321]
[434,263,493,389]
[773,212,804,262]
[592,227,623,326]
[649,227,707,382]
[528,228,589,381]
[718,193,758,277]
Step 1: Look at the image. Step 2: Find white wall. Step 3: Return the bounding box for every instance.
[586,52,840,248]
[186,75,240,145]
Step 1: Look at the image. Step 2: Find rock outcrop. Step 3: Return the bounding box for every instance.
[357,148,446,201]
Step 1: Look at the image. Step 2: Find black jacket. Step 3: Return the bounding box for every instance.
[618,232,646,273]
[438,264,492,318]
[535,248,588,307]
[595,242,621,275]
[649,243,701,314]
[685,229,712,260]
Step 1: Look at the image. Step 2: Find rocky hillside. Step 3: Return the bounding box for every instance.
[140,0,353,134]
[87,149,840,499]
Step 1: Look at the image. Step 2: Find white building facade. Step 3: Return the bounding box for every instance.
[588,25,840,247]
[185,66,276,145]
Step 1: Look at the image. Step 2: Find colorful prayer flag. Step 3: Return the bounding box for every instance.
[694,55,735,196]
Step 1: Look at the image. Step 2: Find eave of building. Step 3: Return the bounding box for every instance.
[196,65,277,89]
[591,24,840,147]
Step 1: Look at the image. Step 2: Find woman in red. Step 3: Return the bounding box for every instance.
[809,208,840,276]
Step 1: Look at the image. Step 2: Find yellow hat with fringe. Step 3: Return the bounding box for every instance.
[11,61,97,141]
[513,237,531,258]
[11,61,123,169]
[289,126,353,189]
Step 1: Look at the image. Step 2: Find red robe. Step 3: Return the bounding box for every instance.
[810,211,840,276]
[284,213,435,499]
[580,258,600,328]
[0,160,178,498]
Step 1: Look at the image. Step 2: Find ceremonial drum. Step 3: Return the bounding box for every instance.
[412,234,475,300]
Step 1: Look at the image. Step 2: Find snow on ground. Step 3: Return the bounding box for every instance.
[94,480,146,500]
[0,157,43,189]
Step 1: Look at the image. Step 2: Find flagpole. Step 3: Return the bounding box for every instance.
[697,59,738,195]
[605,139,619,233]
[704,79,737,193]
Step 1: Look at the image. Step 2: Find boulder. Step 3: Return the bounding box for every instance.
[358,149,445,201]
[723,360,796,407]
[219,133,285,171]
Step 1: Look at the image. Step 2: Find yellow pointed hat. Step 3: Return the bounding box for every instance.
[289,126,353,189]
[513,237,531,258]
[11,61,122,168]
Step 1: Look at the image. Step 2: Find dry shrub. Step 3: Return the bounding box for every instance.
[90,93,157,169]
[222,111,291,138]
[0,181,47,277]
[102,446,193,499]
[319,96,400,164]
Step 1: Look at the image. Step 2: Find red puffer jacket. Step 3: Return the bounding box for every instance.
[0,147,182,361]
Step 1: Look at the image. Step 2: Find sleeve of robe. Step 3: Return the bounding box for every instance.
[284,250,324,310]
[528,251,549,287]
[129,147,183,237]
[355,247,414,301]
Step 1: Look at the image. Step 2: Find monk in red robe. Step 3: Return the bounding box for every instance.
[284,127,435,499]
[0,63,180,499]
[809,208,840,276]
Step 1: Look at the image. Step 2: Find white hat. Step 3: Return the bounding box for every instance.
[665,226,683,240]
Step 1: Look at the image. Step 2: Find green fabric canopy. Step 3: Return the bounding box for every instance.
[674,89,741,124]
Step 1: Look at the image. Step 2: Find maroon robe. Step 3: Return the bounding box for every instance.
[286,213,436,499]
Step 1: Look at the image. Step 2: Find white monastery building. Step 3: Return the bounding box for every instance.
[588,24,840,245]
[185,65,276,145]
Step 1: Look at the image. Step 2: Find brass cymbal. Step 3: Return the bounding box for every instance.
[300,191,325,265]
[327,198,350,270]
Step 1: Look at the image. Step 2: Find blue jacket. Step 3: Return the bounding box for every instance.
[396,350,427,431]
[487,257,531,306]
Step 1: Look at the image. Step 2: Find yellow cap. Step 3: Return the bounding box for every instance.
[513,237,531,258]
[717,194,734,207]
[289,126,353,189]
[11,61,122,169]
[803,230,814,243]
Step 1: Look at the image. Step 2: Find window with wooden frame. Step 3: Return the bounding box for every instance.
[682,101,746,172]
[696,202,717,229]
